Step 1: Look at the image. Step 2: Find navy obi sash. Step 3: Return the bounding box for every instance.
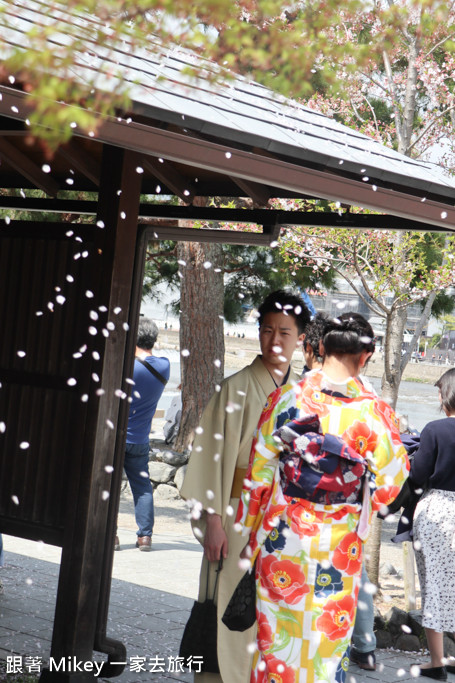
[275,414,367,505]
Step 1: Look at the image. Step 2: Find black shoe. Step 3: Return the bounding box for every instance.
[350,649,376,671]
[417,665,447,681]
[445,665,455,674]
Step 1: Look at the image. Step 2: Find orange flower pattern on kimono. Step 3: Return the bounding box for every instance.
[332,532,363,575]
[236,370,409,683]
[316,594,357,641]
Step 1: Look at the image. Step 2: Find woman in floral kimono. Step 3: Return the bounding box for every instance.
[235,314,409,683]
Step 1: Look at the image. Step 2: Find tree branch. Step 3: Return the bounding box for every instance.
[407,104,455,155]
[424,31,455,58]
[382,50,404,146]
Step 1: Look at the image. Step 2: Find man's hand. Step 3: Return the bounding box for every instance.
[204,513,228,562]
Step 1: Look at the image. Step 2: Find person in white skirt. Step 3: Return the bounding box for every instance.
[411,368,455,681]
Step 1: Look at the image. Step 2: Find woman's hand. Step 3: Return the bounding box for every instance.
[204,513,228,562]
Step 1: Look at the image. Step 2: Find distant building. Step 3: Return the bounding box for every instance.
[308,276,445,351]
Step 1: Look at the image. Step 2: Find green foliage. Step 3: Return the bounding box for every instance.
[429,333,442,348]
[143,240,335,323]
[425,291,455,319]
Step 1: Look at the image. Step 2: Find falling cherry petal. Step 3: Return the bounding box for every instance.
[238,558,251,571]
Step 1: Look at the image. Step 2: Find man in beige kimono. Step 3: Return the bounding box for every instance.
[180,290,310,683]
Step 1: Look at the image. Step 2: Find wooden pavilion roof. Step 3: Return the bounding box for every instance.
[0,0,454,238]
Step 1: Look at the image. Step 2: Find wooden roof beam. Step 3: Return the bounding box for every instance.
[96,117,455,231]
[230,176,270,206]
[143,224,276,245]
[59,140,101,187]
[0,138,60,196]
[142,156,196,203]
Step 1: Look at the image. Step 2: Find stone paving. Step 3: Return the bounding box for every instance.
[0,512,454,682]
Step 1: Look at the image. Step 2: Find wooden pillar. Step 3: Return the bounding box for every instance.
[40,146,143,682]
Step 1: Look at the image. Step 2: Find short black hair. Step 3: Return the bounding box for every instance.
[257,290,310,335]
[322,312,375,356]
[304,313,329,360]
[137,317,159,350]
[435,368,455,414]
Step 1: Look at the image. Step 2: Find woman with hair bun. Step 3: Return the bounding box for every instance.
[235,312,409,683]
[410,368,455,681]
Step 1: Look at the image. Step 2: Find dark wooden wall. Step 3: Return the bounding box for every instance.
[0,145,145,681]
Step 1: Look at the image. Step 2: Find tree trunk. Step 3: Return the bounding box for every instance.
[400,291,437,374]
[173,240,225,452]
[381,306,407,409]
[368,305,407,588]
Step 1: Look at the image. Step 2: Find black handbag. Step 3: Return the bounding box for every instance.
[222,560,257,632]
[179,558,222,673]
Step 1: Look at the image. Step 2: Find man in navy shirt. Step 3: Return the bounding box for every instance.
[118,318,170,551]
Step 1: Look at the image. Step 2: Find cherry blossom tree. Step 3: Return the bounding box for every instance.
[279,0,455,409]
[282,218,455,407]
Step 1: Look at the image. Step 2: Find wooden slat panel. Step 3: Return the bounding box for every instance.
[0,226,100,541]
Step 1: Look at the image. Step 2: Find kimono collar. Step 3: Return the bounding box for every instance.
[306,369,367,399]
[251,355,296,398]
